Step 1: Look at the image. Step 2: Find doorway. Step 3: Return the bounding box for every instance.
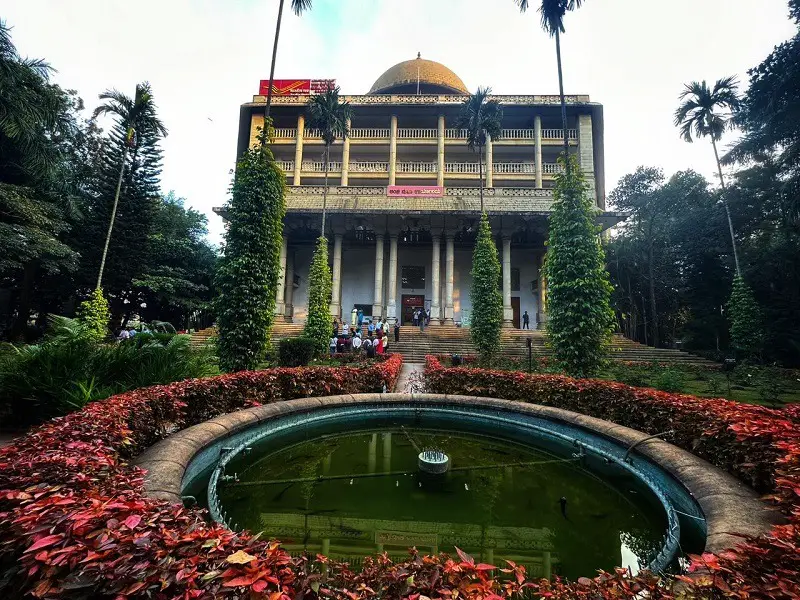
[511,297,521,329]
[401,295,425,325]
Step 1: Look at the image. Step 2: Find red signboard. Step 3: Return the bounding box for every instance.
[387,185,444,198]
[258,79,336,96]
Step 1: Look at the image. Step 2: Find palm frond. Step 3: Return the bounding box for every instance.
[455,87,504,152]
[674,76,740,142]
[291,0,313,15]
[305,86,352,146]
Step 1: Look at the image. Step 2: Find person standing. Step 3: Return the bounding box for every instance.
[394,321,400,342]
[522,310,530,330]
[419,309,426,332]
[330,336,338,355]
[351,306,358,330]
[357,308,364,331]
[332,318,339,337]
[412,309,419,327]
[368,320,376,336]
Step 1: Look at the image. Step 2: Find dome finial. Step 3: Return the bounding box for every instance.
[417,52,421,59]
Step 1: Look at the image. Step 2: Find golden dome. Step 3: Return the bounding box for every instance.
[368,55,468,95]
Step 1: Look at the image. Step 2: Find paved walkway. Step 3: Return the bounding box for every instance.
[394,362,425,393]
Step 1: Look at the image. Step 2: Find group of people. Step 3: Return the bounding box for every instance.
[411,307,431,331]
[331,308,400,356]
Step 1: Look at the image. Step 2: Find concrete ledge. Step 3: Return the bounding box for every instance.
[135,393,778,555]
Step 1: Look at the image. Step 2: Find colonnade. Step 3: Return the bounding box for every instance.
[274,232,548,328]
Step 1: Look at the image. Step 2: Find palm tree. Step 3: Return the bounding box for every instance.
[263,0,313,126]
[92,82,167,289]
[305,86,352,236]
[674,76,742,275]
[514,0,585,161]
[455,87,503,213]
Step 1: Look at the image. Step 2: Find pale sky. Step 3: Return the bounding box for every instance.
[3,0,797,242]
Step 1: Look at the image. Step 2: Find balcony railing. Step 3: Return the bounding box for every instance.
[301,161,342,172]
[493,162,535,174]
[304,128,323,139]
[397,162,437,173]
[276,160,295,172]
[543,162,566,174]
[274,128,296,138]
[445,163,480,174]
[501,128,535,140]
[542,128,577,140]
[350,161,390,173]
[350,128,390,139]
[444,129,469,139]
[397,128,437,139]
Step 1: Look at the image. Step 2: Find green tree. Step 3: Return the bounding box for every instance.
[454,87,502,212]
[303,236,333,356]
[214,133,286,372]
[674,77,742,275]
[133,192,218,329]
[305,86,352,235]
[728,275,764,360]
[514,0,585,160]
[544,155,614,376]
[91,83,168,289]
[469,213,503,360]
[76,287,110,341]
[263,0,313,122]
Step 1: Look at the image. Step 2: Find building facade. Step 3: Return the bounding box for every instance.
[222,56,621,328]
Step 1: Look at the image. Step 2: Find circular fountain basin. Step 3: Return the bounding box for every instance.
[136,394,773,582]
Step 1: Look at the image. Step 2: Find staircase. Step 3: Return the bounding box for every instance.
[190,324,716,366]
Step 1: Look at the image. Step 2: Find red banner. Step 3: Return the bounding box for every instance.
[258,79,336,96]
[387,185,444,198]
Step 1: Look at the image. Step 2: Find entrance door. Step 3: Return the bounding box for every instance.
[511,297,521,329]
[401,295,425,325]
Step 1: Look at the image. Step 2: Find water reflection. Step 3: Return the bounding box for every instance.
[219,428,666,581]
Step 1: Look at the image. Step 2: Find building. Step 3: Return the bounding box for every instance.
[222,55,622,328]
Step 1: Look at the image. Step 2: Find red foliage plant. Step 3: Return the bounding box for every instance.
[425,355,800,599]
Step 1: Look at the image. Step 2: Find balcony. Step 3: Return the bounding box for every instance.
[276,161,564,176]
[271,127,578,143]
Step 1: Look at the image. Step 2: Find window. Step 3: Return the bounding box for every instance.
[511,268,521,292]
[401,266,425,289]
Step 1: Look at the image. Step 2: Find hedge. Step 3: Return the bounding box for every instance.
[425,355,800,599]
[0,355,404,599]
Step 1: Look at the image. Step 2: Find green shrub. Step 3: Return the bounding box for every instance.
[277,337,317,367]
[653,367,686,393]
[76,288,110,342]
[728,275,765,360]
[544,155,615,377]
[0,317,218,427]
[304,236,333,356]
[214,134,286,372]
[469,213,503,360]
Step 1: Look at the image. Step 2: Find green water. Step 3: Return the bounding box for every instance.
[218,426,666,581]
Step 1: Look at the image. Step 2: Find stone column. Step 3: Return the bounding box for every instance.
[341,117,351,186]
[293,114,304,186]
[330,233,343,317]
[275,234,287,319]
[372,233,384,318]
[386,233,399,323]
[502,236,513,328]
[430,233,441,322]
[485,135,493,188]
[437,114,445,187]
[537,251,547,329]
[389,114,398,185]
[534,115,543,188]
[444,233,455,325]
[284,248,294,321]
[577,114,597,205]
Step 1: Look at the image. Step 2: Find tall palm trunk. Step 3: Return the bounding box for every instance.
[554,28,570,165]
[96,145,129,289]
[710,133,741,277]
[264,0,286,127]
[648,235,659,347]
[478,143,485,213]
[321,143,330,236]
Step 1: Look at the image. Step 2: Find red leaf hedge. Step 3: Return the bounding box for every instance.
[425,355,800,599]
